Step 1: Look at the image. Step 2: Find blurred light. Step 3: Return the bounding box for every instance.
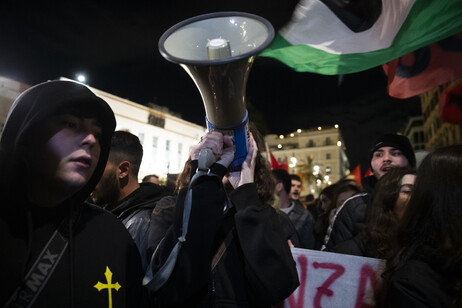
[317,126,322,131]
[277,144,282,149]
[297,129,302,133]
[290,156,297,164]
[334,124,339,129]
[328,181,332,185]
[290,133,294,137]
[337,141,342,147]
[313,165,320,175]
[324,175,330,182]
[76,74,86,83]
[316,179,322,185]
[279,135,284,139]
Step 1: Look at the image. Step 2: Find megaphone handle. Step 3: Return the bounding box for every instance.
[198,148,217,171]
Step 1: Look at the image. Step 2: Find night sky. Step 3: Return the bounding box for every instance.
[0,2,421,174]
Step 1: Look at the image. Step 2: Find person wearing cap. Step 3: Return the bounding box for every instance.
[0,81,148,307]
[322,133,416,251]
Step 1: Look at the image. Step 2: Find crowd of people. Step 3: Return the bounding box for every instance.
[1,80,461,307]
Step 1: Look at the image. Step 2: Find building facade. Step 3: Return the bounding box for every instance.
[420,79,462,151]
[264,126,349,197]
[0,76,206,182]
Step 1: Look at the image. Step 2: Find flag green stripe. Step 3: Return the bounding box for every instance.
[260,0,462,74]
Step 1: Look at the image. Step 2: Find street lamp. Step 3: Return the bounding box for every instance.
[76,74,86,83]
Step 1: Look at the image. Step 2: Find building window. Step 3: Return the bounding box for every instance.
[308,139,315,147]
[152,136,158,160]
[325,137,332,145]
[326,153,331,160]
[148,114,165,128]
[178,143,183,170]
[165,140,171,171]
[138,133,145,145]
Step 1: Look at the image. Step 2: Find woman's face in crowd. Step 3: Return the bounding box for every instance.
[394,173,416,220]
[320,194,331,212]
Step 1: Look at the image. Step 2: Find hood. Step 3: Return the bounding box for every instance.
[110,183,168,219]
[0,80,116,206]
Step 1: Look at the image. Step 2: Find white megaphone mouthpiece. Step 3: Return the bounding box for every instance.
[158,11,274,170]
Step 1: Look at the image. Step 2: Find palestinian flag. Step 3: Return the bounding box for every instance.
[260,0,462,75]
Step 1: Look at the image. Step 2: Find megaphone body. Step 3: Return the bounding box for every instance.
[159,12,274,170]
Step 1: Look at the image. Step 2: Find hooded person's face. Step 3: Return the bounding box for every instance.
[28,114,102,202]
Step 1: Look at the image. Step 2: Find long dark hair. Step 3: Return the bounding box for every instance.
[248,122,275,204]
[314,183,338,240]
[331,178,362,209]
[380,145,462,307]
[365,166,416,259]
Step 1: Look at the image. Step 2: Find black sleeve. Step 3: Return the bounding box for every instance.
[230,183,300,305]
[148,195,177,258]
[150,163,227,305]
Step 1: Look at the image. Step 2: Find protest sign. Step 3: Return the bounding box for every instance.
[283,248,386,308]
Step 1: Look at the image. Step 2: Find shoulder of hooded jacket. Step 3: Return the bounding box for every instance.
[81,202,129,231]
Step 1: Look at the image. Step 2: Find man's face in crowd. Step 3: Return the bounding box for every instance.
[92,160,120,205]
[290,179,302,200]
[33,114,102,195]
[371,146,410,179]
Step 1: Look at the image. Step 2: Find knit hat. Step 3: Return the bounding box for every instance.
[370,133,416,167]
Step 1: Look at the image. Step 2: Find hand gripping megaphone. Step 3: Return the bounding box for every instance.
[158,12,274,171]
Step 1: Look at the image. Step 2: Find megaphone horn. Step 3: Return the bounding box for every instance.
[158,12,274,170]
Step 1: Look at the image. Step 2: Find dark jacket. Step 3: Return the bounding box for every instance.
[151,162,299,307]
[106,182,168,271]
[324,192,369,251]
[324,175,377,251]
[386,259,458,307]
[331,231,369,257]
[0,81,147,307]
[284,200,315,249]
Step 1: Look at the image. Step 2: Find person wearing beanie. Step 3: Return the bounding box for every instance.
[322,133,415,252]
[369,133,416,178]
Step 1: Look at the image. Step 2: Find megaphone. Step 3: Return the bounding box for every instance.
[158,12,274,170]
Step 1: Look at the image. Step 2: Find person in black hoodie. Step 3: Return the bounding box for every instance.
[0,80,148,307]
[146,131,299,307]
[92,130,168,271]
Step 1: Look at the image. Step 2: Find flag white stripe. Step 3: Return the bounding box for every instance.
[279,0,416,55]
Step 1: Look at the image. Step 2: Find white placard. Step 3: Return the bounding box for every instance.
[283,248,386,308]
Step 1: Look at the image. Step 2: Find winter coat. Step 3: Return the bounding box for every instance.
[386,259,458,307]
[323,175,377,251]
[105,182,169,271]
[284,200,315,249]
[150,162,300,307]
